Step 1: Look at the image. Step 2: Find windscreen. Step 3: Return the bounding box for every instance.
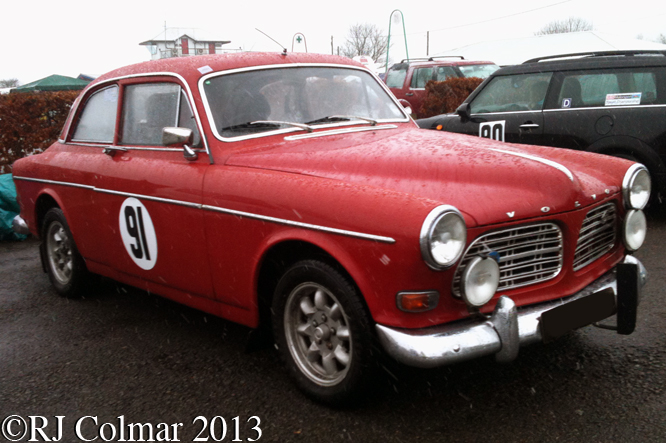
[203,66,405,138]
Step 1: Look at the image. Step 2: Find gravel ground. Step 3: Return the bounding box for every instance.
[0,212,664,442]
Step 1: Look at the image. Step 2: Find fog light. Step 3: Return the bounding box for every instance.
[461,257,500,308]
[623,209,647,252]
[397,291,439,313]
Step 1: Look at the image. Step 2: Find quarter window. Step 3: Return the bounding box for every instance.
[72,86,119,143]
[470,73,553,113]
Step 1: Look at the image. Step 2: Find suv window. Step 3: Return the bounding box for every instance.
[72,86,119,143]
[556,69,661,108]
[435,66,457,81]
[470,72,553,113]
[411,68,433,88]
[385,67,407,88]
[121,83,201,146]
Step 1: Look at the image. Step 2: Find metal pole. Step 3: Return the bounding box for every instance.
[385,10,409,76]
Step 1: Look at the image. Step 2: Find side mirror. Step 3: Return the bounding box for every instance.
[455,103,471,123]
[398,99,413,117]
[163,127,197,161]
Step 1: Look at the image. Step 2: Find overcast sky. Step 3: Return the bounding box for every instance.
[3,0,666,84]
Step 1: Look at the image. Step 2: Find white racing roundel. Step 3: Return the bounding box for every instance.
[119,198,158,270]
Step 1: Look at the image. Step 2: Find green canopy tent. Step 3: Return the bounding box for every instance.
[11,74,90,93]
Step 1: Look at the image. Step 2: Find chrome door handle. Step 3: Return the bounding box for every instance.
[103,146,128,157]
[519,123,540,129]
[405,93,414,96]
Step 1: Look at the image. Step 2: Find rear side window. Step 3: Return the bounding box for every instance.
[556,69,662,108]
[72,86,119,143]
[411,68,434,88]
[435,66,457,81]
[470,72,553,113]
[121,83,201,146]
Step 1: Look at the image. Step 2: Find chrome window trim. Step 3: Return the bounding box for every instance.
[197,63,410,143]
[64,72,212,164]
[488,147,574,182]
[470,104,666,117]
[284,125,398,140]
[12,176,395,244]
[543,104,666,112]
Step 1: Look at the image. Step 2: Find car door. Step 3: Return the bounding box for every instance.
[70,78,214,299]
[445,72,552,145]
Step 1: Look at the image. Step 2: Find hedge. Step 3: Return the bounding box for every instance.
[0,91,80,173]
[420,77,484,119]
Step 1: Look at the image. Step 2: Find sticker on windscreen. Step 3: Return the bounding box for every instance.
[605,93,641,106]
[119,197,158,270]
[479,120,505,142]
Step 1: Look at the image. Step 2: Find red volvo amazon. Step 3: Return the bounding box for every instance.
[11,52,650,404]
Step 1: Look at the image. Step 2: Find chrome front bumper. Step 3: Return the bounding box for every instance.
[376,256,647,369]
[12,215,30,235]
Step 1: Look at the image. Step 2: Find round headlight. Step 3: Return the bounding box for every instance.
[622,164,651,210]
[460,256,500,308]
[623,209,647,252]
[420,206,467,270]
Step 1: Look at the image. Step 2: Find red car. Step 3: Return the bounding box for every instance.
[12,52,650,404]
[385,57,499,118]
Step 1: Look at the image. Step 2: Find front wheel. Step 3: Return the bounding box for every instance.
[41,208,93,297]
[272,260,374,405]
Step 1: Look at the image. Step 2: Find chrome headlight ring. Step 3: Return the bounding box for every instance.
[419,205,467,270]
[622,163,651,210]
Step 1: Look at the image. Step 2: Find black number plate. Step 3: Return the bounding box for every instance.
[540,288,616,342]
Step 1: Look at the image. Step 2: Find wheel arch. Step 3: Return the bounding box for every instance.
[254,236,373,333]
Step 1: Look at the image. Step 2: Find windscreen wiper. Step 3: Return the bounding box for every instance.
[252,120,314,133]
[220,121,283,131]
[306,115,378,126]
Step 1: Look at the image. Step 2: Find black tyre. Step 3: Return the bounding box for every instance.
[40,208,92,297]
[272,260,374,405]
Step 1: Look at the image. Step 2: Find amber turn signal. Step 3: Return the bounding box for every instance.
[436,125,443,130]
[397,291,439,313]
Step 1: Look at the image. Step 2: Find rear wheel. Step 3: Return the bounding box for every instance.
[272,260,373,405]
[41,208,92,297]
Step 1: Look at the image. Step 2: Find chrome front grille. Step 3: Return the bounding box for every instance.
[573,202,617,271]
[453,223,563,296]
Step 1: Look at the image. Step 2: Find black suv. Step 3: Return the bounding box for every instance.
[417,50,666,203]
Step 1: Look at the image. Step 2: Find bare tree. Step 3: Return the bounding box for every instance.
[535,17,593,35]
[0,78,20,88]
[341,23,389,63]
[656,34,666,44]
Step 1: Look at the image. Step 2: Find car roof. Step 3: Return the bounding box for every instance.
[91,52,365,86]
[493,50,666,76]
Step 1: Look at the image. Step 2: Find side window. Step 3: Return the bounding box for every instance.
[435,66,457,82]
[558,69,661,108]
[121,83,180,146]
[72,86,119,143]
[385,67,407,88]
[470,73,552,113]
[411,68,434,88]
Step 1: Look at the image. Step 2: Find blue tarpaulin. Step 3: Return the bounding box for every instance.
[0,174,27,241]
